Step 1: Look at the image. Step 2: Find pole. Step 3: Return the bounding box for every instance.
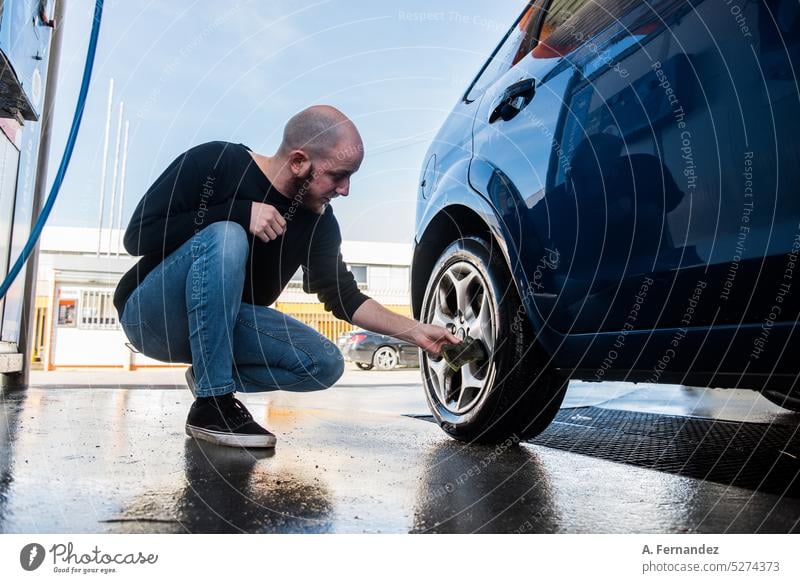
[106,101,123,256]
[115,120,129,255]
[95,77,113,256]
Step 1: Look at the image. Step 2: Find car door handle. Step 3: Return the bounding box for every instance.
[489,78,537,123]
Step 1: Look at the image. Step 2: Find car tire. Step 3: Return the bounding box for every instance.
[373,346,399,370]
[420,236,569,444]
[356,362,374,371]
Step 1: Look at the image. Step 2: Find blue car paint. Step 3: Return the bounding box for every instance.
[413,0,800,391]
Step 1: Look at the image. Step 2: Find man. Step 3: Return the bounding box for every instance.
[114,105,458,449]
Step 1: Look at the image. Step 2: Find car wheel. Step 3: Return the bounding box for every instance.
[356,362,374,371]
[373,346,399,370]
[420,236,569,444]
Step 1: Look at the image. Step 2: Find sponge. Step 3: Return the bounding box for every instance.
[441,337,487,371]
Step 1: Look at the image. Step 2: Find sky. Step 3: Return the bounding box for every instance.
[45,0,526,243]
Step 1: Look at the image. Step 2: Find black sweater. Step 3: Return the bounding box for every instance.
[113,141,370,322]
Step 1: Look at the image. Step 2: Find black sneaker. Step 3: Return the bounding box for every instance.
[185,393,277,448]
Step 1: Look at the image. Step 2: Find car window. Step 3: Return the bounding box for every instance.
[544,0,691,189]
[464,2,544,102]
[534,0,637,59]
[464,0,677,101]
[465,0,694,101]
[534,0,688,60]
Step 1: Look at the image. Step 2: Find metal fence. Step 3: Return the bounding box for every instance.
[275,301,412,342]
[79,289,119,330]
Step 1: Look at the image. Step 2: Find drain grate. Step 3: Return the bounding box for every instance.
[413,407,800,497]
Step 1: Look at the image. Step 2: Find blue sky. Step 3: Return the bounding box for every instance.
[45,0,525,243]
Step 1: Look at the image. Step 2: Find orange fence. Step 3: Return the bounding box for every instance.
[274,302,412,342]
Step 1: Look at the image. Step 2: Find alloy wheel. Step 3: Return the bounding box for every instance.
[373,346,399,370]
[423,261,496,415]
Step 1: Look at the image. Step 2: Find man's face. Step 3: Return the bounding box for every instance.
[293,140,364,214]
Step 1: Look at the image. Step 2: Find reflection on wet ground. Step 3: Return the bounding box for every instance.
[411,441,559,533]
[102,441,333,534]
[1,370,799,533]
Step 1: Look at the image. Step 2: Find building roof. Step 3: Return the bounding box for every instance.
[39,227,412,266]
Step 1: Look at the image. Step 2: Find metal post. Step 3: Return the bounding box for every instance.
[106,101,123,256]
[115,120,129,255]
[96,78,113,256]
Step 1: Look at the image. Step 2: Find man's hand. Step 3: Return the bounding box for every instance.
[409,322,461,359]
[250,202,286,243]
[352,299,460,358]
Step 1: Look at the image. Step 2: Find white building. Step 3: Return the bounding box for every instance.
[34,226,412,369]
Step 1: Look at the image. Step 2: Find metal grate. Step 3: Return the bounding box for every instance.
[413,407,800,497]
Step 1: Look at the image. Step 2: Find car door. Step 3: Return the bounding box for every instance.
[468,0,582,335]
[659,0,800,333]
[521,0,712,336]
[468,0,800,343]
[546,0,800,337]
[470,0,696,337]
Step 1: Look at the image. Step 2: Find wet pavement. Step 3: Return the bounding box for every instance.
[1,367,799,533]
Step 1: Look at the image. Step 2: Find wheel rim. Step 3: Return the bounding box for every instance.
[423,260,496,415]
[375,347,398,369]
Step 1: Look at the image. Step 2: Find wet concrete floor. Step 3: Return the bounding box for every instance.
[1,367,799,533]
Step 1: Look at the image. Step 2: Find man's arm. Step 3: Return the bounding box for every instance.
[351,298,459,358]
[303,211,371,321]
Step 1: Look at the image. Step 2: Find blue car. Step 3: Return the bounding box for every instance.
[411,0,800,443]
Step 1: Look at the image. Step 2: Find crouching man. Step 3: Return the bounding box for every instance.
[114,105,457,448]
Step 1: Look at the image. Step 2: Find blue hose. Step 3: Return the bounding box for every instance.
[0,0,104,300]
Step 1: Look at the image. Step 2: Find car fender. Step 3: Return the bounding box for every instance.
[412,157,518,318]
[413,161,559,358]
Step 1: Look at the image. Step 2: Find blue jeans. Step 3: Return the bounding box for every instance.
[119,221,345,397]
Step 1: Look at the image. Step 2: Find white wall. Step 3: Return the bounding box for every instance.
[51,326,183,368]
[52,328,128,366]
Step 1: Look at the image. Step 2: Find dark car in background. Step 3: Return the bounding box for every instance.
[339,330,420,370]
[412,0,800,443]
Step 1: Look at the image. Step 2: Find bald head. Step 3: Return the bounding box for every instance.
[266,106,364,213]
[277,105,361,159]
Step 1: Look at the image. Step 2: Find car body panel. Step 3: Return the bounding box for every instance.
[413,0,800,390]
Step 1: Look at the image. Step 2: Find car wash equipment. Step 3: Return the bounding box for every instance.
[441,337,487,371]
[0,0,105,301]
